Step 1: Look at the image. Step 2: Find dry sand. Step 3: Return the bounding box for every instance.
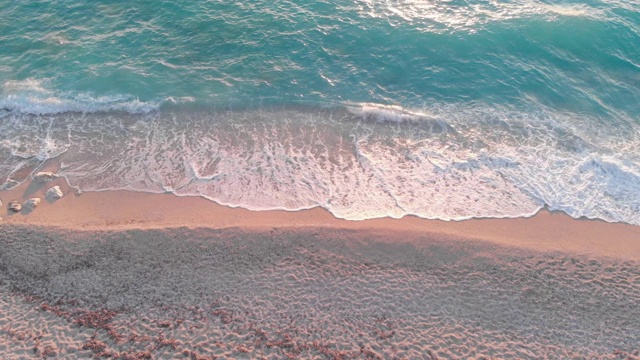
[0,177,639,359]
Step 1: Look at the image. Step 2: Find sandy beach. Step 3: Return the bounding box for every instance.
[4,0,640,358]
[1,177,639,359]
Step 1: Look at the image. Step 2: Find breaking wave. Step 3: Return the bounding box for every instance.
[1,102,638,226]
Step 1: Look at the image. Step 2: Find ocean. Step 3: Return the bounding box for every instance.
[1,0,639,224]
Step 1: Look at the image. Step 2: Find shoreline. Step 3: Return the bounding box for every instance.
[1,176,639,261]
[1,177,639,358]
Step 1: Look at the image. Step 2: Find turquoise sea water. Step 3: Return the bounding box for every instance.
[1,0,639,224]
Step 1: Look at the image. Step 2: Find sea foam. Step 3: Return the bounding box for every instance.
[1,103,638,226]
[1,79,164,116]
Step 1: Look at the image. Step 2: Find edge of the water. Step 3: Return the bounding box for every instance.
[1,175,639,261]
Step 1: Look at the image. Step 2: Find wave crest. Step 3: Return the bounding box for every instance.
[1,79,164,115]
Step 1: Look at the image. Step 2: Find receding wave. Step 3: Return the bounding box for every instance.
[1,102,638,226]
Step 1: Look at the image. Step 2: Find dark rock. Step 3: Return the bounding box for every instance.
[33,172,58,183]
[8,201,21,212]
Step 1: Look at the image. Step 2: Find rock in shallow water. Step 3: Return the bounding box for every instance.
[8,201,21,212]
[33,172,57,183]
[23,198,41,211]
[46,186,63,202]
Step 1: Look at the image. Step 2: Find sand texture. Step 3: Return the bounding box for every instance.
[1,175,639,260]
[0,224,639,359]
[1,175,639,359]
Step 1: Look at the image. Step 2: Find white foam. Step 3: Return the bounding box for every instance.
[1,103,639,226]
[3,78,49,93]
[1,79,163,115]
[344,102,436,123]
[0,93,162,115]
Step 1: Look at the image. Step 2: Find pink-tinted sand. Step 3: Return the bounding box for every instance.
[0,178,639,359]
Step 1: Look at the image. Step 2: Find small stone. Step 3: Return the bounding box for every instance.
[46,186,64,202]
[23,198,41,211]
[33,172,58,183]
[8,201,22,212]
